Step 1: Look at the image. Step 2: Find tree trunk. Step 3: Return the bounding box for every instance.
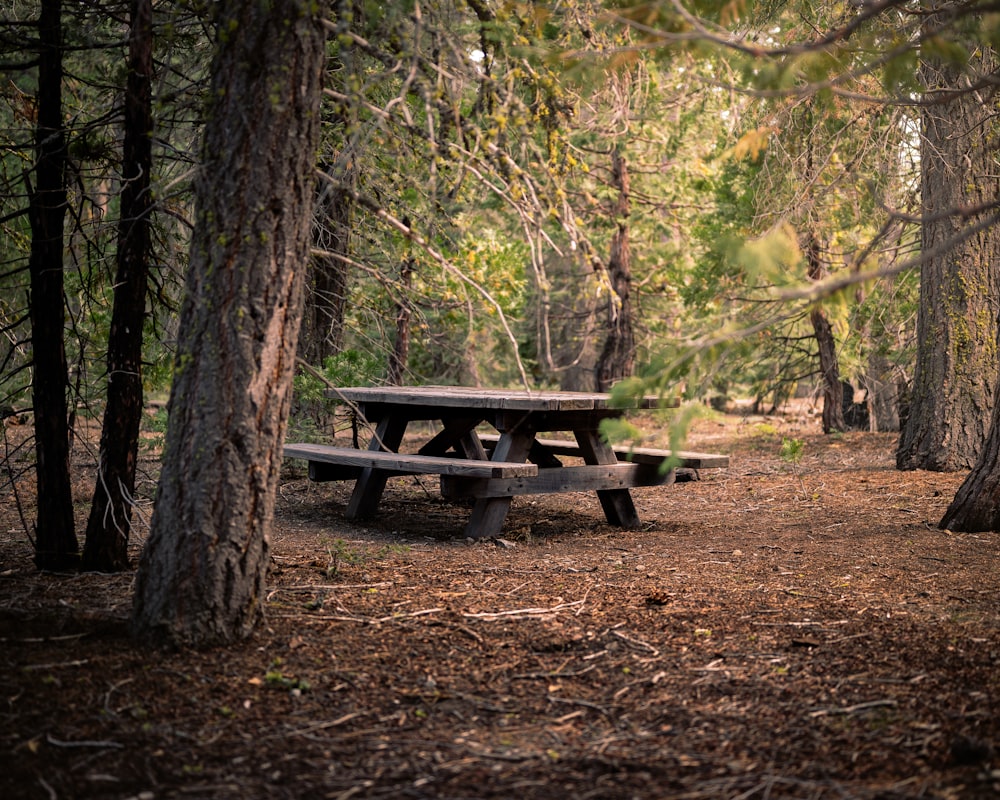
[131,0,327,648]
[595,148,635,392]
[302,162,352,365]
[811,307,845,434]
[897,42,1000,471]
[29,0,77,571]
[862,355,901,434]
[82,0,153,572]
[805,235,845,434]
[941,391,1000,531]
[300,0,355,368]
[386,256,413,386]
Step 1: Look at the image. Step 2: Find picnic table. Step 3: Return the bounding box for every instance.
[283,386,728,540]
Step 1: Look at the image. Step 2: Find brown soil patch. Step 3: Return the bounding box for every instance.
[2,405,999,799]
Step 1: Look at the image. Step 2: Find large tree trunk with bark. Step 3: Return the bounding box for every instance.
[940,392,1000,531]
[595,148,635,392]
[29,0,77,571]
[82,0,153,572]
[897,42,1000,471]
[131,0,327,648]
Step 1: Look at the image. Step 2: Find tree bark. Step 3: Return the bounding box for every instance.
[862,357,901,434]
[897,41,1000,471]
[595,148,635,392]
[386,255,413,386]
[302,162,352,365]
[940,392,1000,531]
[300,0,355,367]
[82,0,153,572]
[805,235,845,434]
[131,0,327,647]
[29,0,77,571]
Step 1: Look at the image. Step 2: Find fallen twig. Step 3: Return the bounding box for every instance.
[547,694,612,718]
[22,659,90,671]
[265,712,364,739]
[46,733,123,749]
[1,632,89,644]
[462,600,584,619]
[269,608,443,625]
[610,629,660,656]
[511,664,596,680]
[272,582,394,592]
[424,619,485,644]
[808,699,898,718]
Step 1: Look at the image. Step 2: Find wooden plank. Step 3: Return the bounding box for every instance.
[441,463,675,500]
[478,434,729,470]
[283,443,538,479]
[327,385,673,412]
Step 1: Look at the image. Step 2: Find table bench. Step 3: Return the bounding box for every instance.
[476,434,729,470]
[282,443,538,481]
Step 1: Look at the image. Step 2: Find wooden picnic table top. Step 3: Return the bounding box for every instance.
[325,385,672,413]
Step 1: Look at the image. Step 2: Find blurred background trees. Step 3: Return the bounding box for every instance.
[3,0,1000,569]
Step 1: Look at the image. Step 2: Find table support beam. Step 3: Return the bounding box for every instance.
[463,425,535,539]
[573,429,642,528]
[345,415,409,519]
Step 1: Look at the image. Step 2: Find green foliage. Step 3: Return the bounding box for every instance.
[407,232,530,385]
[263,658,311,692]
[294,350,383,404]
[320,536,408,578]
[780,436,805,464]
[140,406,170,452]
[289,350,383,442]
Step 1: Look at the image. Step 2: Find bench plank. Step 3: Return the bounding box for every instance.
[441,463,675,499]
[478,434,729,470]
[283,443,538,479]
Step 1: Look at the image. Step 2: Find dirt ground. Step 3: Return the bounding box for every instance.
[2,402,1000,799]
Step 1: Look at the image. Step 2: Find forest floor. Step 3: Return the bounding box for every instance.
[2,401,1000,800]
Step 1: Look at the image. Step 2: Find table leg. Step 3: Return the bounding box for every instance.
[464,426,534,539]
[345,414,409,519]
[418,417,487,459]
[573,429,641,529]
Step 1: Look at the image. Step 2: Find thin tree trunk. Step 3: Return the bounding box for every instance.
[595,148,634,392]
[303,162,352,364]
[897,42,1000,471]
[386,256,413,386]
[301,0,355,367]
[805,234,845,434]
[811,306,845,434]
[131,0,327,647]
[863,357,901,434]
[29,0,77,571]
[82,0,153,572]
